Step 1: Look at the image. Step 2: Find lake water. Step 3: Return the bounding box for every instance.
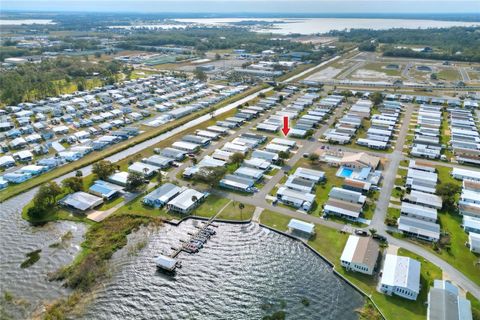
[0,19,56,25]
[82,221,364,319]
[0,190,87,319]
[174,18,480,34]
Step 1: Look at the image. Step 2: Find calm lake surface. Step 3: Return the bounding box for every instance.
[0,19,56,25]
[83,220,363,320]
[175,17,480,34]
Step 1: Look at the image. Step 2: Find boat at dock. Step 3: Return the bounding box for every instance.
[154,254,181,272]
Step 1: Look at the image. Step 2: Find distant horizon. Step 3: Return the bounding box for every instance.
[1,0,479,15]
[1,12,479,24]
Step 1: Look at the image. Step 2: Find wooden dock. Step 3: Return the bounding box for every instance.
[168,215,218,258]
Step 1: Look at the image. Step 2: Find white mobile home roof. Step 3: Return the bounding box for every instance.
[452,168,480,182]
[61,191,103,211]
[407,168,438,184]
[172,141,201,152]
[220,174,254,190]
[287,219,315,234]
[271,138,296,148]
[234,166,264,180]
[167,188,204,211]
[212,149,233,162]
[256,123,280,132]
[265,143,290,153]
[243,158,271,170]
[128,162,158,176]
[252,150,278,162]
[293,167,325,182]
[404,190,442,209]
[196,130,221,139]
[222,142,249,154]
[380,254,421,293]
[277,186,315,203]
[401,201,438,221]
[398,216,440,241]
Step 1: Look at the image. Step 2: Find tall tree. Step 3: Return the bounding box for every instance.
[92,160,115,180]
[62,177,84,193]
[126,171,146,192]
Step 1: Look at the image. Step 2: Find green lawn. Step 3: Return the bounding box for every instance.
[115,194,184,221]
[362,62,402,77]
[395,168,408,186]
[435,210,480,285]
[259,210,291,231]
[391,187,404,200]
[21,201,92,225]
[387,207,401,219]
[216,201,255,221]
[97,196,124,211]
[436,165,457,186]
[467,292,480,320]
[116,194,254,222]
[437,69,461,81]
[192,195,231,218]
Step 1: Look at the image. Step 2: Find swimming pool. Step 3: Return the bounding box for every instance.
[338,167,353,178]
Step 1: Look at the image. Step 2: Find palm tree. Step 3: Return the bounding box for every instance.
[239,203,245,220]
[369,228,377,236]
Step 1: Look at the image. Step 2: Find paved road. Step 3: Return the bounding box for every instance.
[336,61,364,80]
[370,103,414,230]
[459,67,471,82]
[281,53,345,83]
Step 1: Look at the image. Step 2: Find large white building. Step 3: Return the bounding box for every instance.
[340,235,379,275]
[379,254,421,300]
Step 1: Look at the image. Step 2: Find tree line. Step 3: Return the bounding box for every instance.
[0,57,126,105]
[330,27,480,62]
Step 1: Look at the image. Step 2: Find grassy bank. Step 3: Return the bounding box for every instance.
[0,84,267,202]
[45,214,160,318]
[21,199,93,225]
[117,194,255,222]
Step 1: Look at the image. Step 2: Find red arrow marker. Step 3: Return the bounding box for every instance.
[281,116,290,136]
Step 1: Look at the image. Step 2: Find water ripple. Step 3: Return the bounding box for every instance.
[83,221,363,320]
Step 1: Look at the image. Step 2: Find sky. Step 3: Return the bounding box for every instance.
[1,0,479,14]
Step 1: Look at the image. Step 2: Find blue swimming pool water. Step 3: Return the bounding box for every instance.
[339,167,353,178]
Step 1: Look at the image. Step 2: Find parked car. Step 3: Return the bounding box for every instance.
[373,234,387,242]
[355,229,368,236]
